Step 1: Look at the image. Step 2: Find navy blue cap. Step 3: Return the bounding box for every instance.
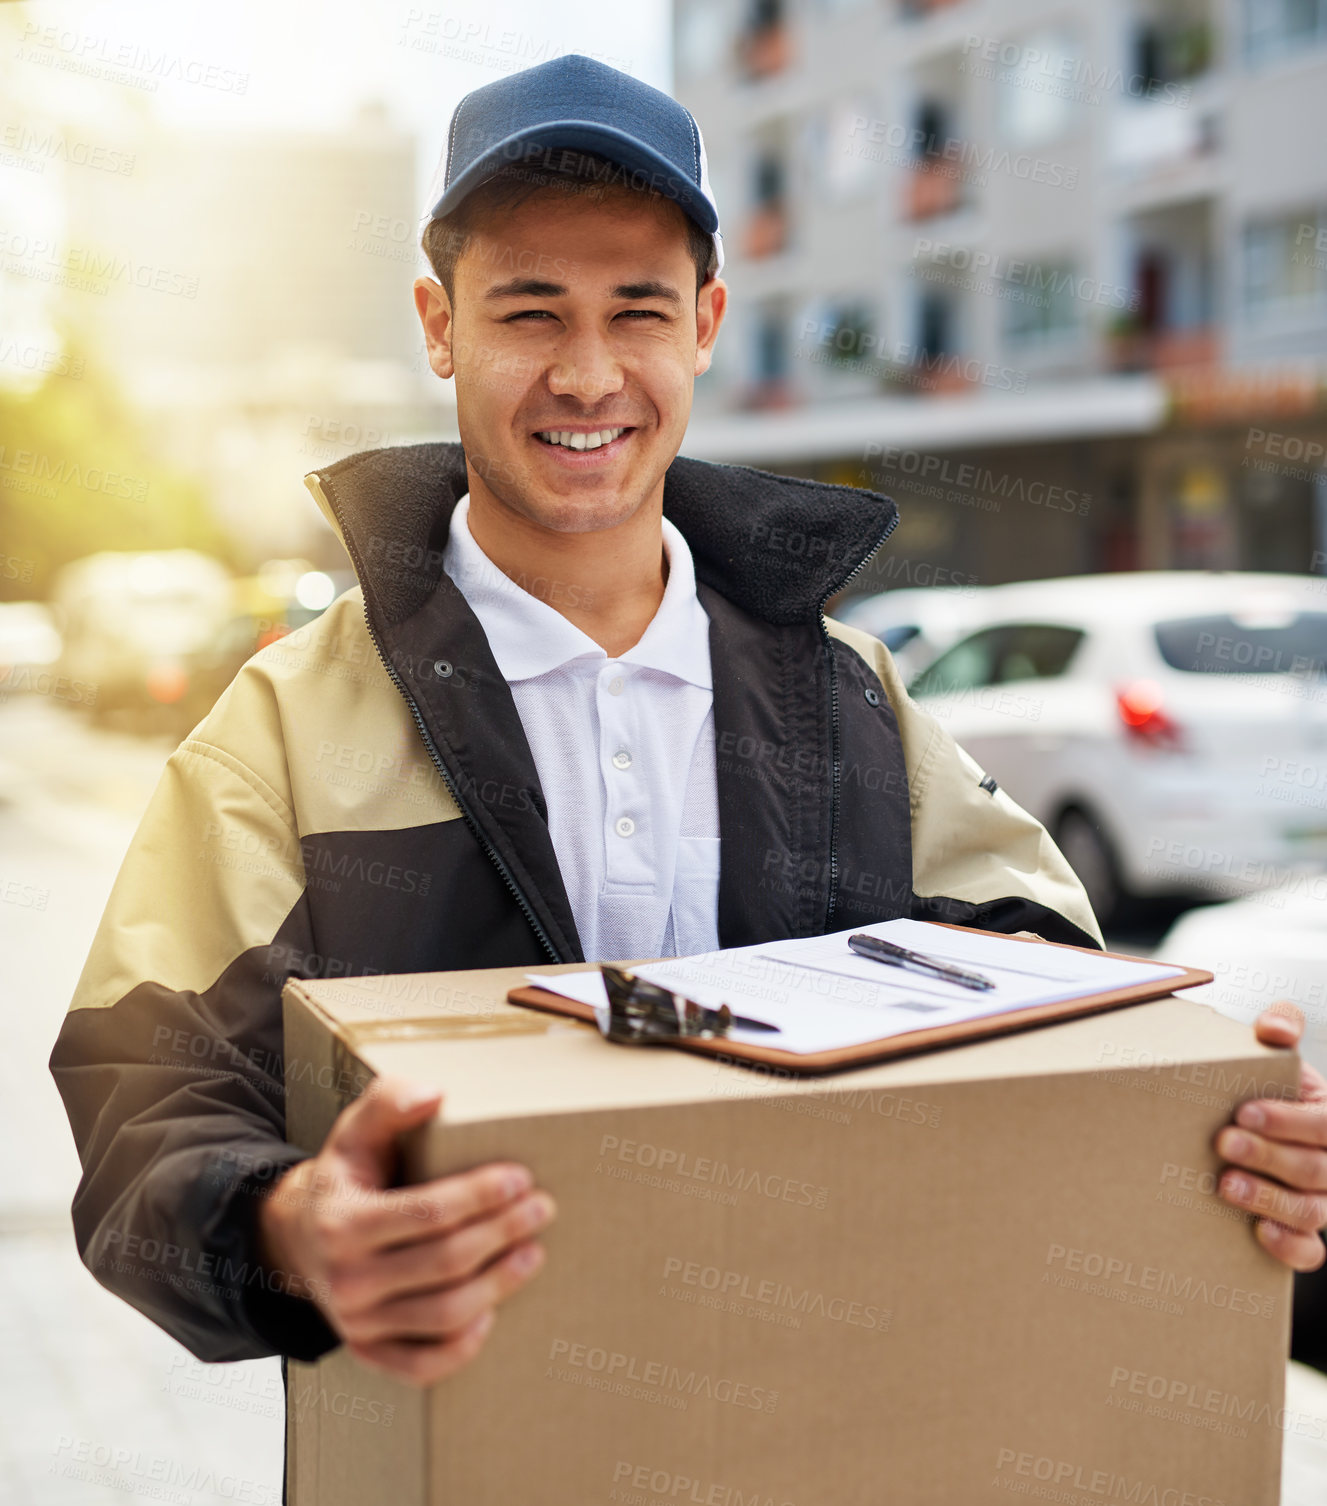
[421,54,723,275]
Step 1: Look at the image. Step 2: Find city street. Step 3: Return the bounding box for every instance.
[0,697,284,1506]
[2,694,1325,1504]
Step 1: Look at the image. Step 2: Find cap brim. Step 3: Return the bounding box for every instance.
[427,120,720,236]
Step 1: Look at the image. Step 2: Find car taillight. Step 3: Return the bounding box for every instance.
[146,662,189,705]
[1116,680,1184,750]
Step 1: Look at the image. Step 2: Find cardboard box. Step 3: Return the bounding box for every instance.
[283,963,1297,1506]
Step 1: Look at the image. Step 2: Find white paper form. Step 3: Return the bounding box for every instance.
[528,918,1189,1056]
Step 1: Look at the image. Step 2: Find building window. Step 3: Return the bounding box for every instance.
[815,300,879,370]
[1242,208,1327,317]
[1132,17,1214,91]
[811,99,878,201]
[995,29,1077,147]
[738,0,792,78]
[676,0,731,80]
[1002,261,1081,344]
[744,145,789,258]
[754,306,789,384]
[917,293,954,360]
[1243,0,1327,66]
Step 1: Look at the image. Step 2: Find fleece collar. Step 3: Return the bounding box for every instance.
[304,441,898,630]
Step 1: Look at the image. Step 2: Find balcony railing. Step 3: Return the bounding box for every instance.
[900,0,968,17]
[743,203,789,259]
[1108,327,1217,373]
[905,163,963,221]
[738,23,792,79]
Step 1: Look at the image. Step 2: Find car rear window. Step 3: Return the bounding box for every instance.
[1154,612,1327,675]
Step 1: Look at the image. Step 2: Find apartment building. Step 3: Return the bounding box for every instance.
[674,0,1327,591]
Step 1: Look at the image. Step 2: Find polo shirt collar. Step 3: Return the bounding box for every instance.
[442,494,712,689]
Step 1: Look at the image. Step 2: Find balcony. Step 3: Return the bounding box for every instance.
[743,203,789,260]
[905,162,963,221]
[900,0,968,17]
[1108,326,1217,373]
[737,22,792,79]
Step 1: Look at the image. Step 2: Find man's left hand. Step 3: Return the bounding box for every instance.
[1215,1002,1327,1272]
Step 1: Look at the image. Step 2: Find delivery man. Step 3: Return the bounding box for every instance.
[50,55,1326,1394]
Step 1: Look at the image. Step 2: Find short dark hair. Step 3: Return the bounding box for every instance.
[421,149,715,306]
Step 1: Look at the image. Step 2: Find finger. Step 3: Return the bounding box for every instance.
[348,1309,496,1388]
[353,1162,539,1252]
[1216,1126,1327,1193]
[1254,1002,1304,1048]
[325,1075,443,1186]
[334,1193,556,1313]
[1254,1220,1327,1273]
[1234,1097,1327,1148]
[1218,1169,1327,1235]
[345,1240,546,1345]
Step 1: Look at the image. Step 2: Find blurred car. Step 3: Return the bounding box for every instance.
[0,602,62,693]
[906,572,1327,926]
[175,561,352,729]
[1157,889,1327,1077]
[832,585,987,683]
[52,551,233,728]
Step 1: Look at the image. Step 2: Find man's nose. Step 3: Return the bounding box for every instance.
[546,331,625,403]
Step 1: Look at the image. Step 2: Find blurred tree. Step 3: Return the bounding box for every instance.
[0,328,233,601]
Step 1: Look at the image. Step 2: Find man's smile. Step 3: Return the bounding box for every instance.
[531,425,636,462]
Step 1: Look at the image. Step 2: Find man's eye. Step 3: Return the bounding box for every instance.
[504,310,555,322]
[618,309,665,320]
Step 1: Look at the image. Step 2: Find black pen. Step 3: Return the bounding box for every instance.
[847,934,995,992]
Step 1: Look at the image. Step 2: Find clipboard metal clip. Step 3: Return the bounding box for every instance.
[598,966,779,1045]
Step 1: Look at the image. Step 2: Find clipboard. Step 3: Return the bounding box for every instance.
[505,923,1214,1076]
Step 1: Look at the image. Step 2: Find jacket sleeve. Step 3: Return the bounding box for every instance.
[48,677,342,1363]
[826,617,1105,949]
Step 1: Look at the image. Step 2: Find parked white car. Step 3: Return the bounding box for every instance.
[1157,890,1327,1079]
[0,602,61,690]
[833,585,987,683]
[906,572,1327,925]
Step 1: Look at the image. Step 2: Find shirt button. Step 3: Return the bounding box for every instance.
[615,816,635,838]
[612,750,632,770]
[607,676,625,696]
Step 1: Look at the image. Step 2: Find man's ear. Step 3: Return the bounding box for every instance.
[694,276,728,378]
[413,277,455,381]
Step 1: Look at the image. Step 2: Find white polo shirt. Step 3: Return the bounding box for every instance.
[441,494,720,962]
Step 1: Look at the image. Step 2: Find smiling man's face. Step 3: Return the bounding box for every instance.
[415,185,726,537]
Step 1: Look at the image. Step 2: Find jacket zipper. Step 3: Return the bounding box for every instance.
[817,509,901,928]
[307,473,563,965]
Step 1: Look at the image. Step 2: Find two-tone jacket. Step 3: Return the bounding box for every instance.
[49,441,1103,1366]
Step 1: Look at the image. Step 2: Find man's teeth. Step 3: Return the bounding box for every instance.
[536,427,627,451]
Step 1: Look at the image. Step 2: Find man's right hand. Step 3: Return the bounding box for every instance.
[257,1074,555,1386]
